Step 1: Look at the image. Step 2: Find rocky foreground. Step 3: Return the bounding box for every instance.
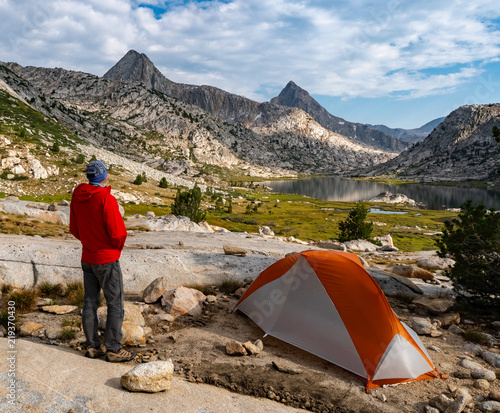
[1,217,499,412]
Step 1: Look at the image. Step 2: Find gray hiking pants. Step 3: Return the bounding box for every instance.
[81,260,124,352]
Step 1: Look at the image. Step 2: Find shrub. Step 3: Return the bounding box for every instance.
[133,174,143,185]
[51,141,60,153]
[8,288,39,313]
[436,200,500,303]
[74,154,85,164]
[171,185,206,223]
[159,177,168,188]
[338,203,373,242]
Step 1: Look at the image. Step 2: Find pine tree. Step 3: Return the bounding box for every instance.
[171,185,206,223]
[338,203,373,242]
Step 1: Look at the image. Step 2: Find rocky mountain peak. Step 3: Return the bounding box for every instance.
[271,81,406,152]
[271,80,313,108]
[103,49,174,91]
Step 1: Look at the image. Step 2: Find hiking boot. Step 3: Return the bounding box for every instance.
[85,344,106,359]
[105,348,136,363]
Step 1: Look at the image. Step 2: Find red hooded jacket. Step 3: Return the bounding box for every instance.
[70,184,127,265]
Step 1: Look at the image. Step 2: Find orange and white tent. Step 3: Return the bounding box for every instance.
[235,250,443,391]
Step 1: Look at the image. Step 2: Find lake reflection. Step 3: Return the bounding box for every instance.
[261,177,500,210]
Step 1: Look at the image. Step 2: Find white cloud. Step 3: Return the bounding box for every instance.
[0,0,499,103]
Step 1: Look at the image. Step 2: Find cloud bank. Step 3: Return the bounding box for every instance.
[1,0,499,104]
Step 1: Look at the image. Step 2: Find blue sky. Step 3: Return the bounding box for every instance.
[1,0,499,128]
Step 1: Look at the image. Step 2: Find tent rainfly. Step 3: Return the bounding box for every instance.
[235,250,444,391]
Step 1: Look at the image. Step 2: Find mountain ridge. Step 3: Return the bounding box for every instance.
[270,81,407,152]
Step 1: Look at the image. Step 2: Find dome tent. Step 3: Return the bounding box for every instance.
[235,250,443,391]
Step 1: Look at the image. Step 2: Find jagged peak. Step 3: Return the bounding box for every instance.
[103,50,159,81]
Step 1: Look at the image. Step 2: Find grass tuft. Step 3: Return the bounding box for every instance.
[1,284,13,295]
[38,281,65,298]
[8,288,39,313]
[463,328,488,345]
[65,282,85,307]
[218,279,244,294]
[186,284,217,296]
[60,327,77,341]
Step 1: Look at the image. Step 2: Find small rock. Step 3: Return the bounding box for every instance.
[121,360,174,393]
[479,401,500,412]
[41,305,78,315]
[445,388,472,413]
[471,370,497,382]
[206,295,217,303]
[453,370,471,379]
[48,202,60,211]
[143,276,169,304]
[489,390,500,402]
[179,241,184,246]
[161,287,206,317]
[226,340,247,356]
[438,313,461,327]
[482,351,500,368]
[36,297,54,307]
[464,343,483,356]
[0,325,7,337]
[223,245,247,256]
[461,358,485,371]
[474,379,491,391]
[425,406,440,413]
[254,339,264,351]
[259,226,274,237]
[271,361,302,374]
[411,317,433,335]
[122,323,146,346]
[242,341,261,355]
[45,327,63,340]
[151,314,175,323]
[19,321,44,336]
[429,394,453,411]
[429,346,442,352]
[375,393,387,402]
[60,199,70,206]
[492,321,500,331]
[449,324,464,334]
[146,211,155,218]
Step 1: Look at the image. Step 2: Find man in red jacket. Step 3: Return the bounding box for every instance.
[70,160,135,362]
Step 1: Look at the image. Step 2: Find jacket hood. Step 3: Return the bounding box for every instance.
[72,183,111,203]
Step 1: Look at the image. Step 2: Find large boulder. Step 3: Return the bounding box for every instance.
[161,286,206,317]
[412,296,455,314]
[312,241,347,252]
[368,270,422,299]
[387,263,434,280]
[121,360,174,392]
[98,302,145,329]
[343,239,379,252]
